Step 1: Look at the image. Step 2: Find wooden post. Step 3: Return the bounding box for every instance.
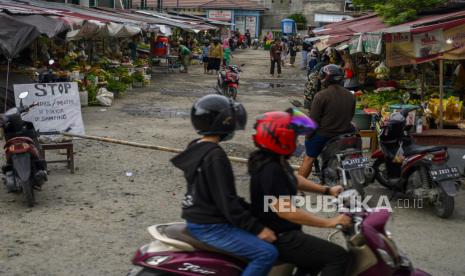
[439,59,444,129]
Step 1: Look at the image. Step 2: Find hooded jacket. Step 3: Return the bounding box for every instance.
[171,140,264,235]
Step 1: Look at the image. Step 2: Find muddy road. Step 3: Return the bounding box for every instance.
[1,49,464,276]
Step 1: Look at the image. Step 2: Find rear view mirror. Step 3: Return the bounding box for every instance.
[19,91,29,99]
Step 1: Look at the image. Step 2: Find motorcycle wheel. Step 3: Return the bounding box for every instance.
[229,87,237,100]
[21,178,35,207]
[372,159,392,189]
[433,190,455,218]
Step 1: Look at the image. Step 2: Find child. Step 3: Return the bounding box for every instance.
[171,95,278,276]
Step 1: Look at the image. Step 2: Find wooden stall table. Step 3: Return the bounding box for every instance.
[359,130,379,153]
[40,142,75,173]
[411,129,465,146]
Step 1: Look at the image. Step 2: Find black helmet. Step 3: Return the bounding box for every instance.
[319,64,343,86]
[191,94,247,138]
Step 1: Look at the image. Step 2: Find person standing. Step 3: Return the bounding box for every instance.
[224,43,233,66]
[208,38,223,74]
[179,43,192,73]
[245,29,252,48]
[301,36,312,70]
[288,37,297,67]
[202,41,210,74]
[270,39,282,78]
[281,37,289,67]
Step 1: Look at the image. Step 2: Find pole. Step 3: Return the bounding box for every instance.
[61,132,300,169]
[4,58,11,113]
[439,59,444,129]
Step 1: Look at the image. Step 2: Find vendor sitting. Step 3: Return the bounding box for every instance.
[453,60,465,100]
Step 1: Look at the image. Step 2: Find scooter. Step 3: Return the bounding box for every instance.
[371,107,461,218]
[216,64,242,100]
[34,60,69,83]
[1,91,47,207]
[317,130,373,196]
[127,190,430,276]
[252,37,259,50]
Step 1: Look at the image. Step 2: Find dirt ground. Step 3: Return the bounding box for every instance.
[1,49,464,276]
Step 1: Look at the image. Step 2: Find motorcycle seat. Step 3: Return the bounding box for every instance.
[164,223,248,263]
[403,144,447,156]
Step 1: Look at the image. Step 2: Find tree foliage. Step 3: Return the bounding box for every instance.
[287,13,307,30]
[353,0,446,25]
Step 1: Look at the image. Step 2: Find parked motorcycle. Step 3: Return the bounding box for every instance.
[216,64,242,100]
[1,91,47,207]
[317,131,372,196]
[34,60,69,83]
[252,37,259,50]
[127,189,430,276]
[371,107,461,218]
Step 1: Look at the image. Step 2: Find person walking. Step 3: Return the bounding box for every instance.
[245,29,252,48]
[270,39,282,78]
[208,38,223,74]
[224,43,233,66]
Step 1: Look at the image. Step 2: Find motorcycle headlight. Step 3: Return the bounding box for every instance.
[377,249,396,268]
[145,255,170,266]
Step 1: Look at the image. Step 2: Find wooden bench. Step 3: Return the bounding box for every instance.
[40,142,74,173]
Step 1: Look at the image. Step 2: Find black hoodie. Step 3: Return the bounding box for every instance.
[171,140,264,235]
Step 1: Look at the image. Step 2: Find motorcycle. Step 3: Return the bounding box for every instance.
[252,37,259,50]
[127,189,430,276]
[34,60,69,83]
[371,107,461,218]
[1,91,47,207]
[317,130,373,196]
[216,64,242,100]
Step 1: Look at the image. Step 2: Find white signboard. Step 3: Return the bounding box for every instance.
[13,82,85,135]
[413,29,444,58]
[246,16,257,37]
[235,16,246,33]
[207,10,232,21]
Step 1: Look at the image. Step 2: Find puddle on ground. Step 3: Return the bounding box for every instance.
[246,82,303,96]
[160,88,215,97]
[121,104,189,119]
[251,82,299,89]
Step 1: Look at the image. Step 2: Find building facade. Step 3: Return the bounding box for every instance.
[249,0,353,31]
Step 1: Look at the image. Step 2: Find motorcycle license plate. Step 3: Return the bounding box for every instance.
[429,167,460,182]
[341,157,369,170]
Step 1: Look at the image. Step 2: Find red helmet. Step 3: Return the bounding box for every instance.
[253,108,317,155]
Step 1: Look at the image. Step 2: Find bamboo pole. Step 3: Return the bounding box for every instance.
[439,60,444,129]
[61,132,302,169]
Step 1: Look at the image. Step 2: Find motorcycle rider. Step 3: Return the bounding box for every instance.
[249,108,351,275]
[171,95,278,276]
[299,64,356,179]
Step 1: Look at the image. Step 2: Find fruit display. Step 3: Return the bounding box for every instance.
[428,97,463,121]
[374,62,390,80]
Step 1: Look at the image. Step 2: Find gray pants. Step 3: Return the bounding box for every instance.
[301,50,308,69]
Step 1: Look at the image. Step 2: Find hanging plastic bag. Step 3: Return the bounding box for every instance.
[393,141,405,164]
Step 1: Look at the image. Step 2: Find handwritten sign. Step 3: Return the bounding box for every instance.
[13,82,85,135]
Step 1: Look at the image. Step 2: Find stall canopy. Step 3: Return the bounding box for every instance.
[10,14,69,38]
[382,10,465,67]
[0,13,40,58]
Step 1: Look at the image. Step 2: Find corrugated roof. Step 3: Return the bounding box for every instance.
[163,0,265,10]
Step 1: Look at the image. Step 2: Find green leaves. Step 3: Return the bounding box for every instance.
[287,13,307,30]
[353,0,446,25]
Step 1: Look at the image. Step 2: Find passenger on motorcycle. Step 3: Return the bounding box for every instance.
[171,95,278,276]
[299,64,356,179]
[249,108,351,276]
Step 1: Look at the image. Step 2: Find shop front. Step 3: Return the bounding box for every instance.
[206,9,262,38]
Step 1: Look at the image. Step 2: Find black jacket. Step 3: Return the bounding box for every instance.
[171,140,264,235]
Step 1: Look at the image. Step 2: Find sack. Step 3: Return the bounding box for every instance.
[96,87,114,107]
[393,141,405,164]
